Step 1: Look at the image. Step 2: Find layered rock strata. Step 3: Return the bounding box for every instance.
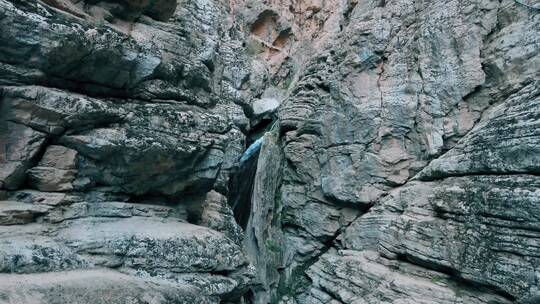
[1,0,539,303]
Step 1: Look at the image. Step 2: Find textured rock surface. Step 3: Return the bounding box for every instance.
[238,0,540,303]
[298,250,513,304]
[0,0,254,302]
[0,269,213,304]
[1,0,539,303]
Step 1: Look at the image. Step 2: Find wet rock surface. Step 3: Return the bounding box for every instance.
[1,0,539,303]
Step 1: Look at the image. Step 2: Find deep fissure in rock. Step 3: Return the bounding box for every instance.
[228,149,260,230]
[228,118,276,229]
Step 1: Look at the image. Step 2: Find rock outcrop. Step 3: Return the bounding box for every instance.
[237,0,539,303]
[1,0,254,302]
[1,0,539,303]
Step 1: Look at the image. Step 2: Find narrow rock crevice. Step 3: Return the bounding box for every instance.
[394,253,517,302]
[417,170,540,182]
[228,118,278,229]
[228,149,260,230]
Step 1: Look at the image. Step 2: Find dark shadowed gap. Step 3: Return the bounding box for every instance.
[228,117,276,229]
[227,150,260,230]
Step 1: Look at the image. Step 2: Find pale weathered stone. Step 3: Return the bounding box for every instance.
[252,97,280,115]
[27,167,77,192]
[0,269,213,304]
[38,145,78,170]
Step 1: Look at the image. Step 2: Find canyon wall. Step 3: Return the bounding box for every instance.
[0,0,539,303]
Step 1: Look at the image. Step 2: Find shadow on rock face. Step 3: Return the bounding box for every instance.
[42,0,178,22]
[118,0,178,21]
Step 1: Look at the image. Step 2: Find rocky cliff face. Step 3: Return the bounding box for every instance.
[0,0,539,303]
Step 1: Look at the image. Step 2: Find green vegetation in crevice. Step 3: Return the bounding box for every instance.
[266,239,280,253]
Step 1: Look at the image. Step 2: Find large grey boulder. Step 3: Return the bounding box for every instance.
[56,217,248,273]
[0,208,253,301]
[0,269,213,304]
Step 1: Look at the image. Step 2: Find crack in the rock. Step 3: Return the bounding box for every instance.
[417,170,540,182]
[393,253,517,302]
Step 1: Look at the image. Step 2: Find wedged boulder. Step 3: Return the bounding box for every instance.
[0,268,214,304]
[252,97,280,116]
